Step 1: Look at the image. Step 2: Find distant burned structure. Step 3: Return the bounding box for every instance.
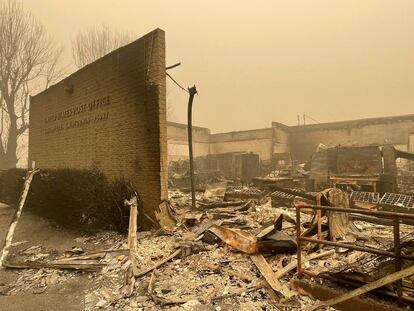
[306,145,414,194]
[29,29,167,223]
[168,114,414,172]
[287,114,414,163]
[197,152,260,183]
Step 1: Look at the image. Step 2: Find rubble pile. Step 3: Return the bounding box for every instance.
[1,183,414,310]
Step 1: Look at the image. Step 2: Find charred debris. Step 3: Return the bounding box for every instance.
[164,144,414,309]
[1,144,414,310]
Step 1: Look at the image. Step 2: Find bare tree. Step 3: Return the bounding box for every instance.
[0,0,64,169]
[72,24,132,69]
[72,25,175,119]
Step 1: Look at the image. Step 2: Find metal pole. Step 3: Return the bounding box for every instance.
[296,205,302,278]
[299,236,414,260]
[187,86,198,209]
[393,216,403,299]
[316,194,323,251]
[296,204,414,220]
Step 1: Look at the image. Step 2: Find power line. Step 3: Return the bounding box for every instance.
[304,114,320,124]
[166,72,188,93]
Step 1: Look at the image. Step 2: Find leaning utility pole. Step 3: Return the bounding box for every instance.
[187,86,198,209]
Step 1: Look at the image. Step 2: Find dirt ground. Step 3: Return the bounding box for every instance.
[0,202,93,311]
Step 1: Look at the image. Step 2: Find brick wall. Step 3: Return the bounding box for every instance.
[29,29,167,227]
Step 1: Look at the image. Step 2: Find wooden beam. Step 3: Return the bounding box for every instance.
[274,249,335,280]
[306,263,414,310]
[0,169,39,267]
[135,249,181,278]
[126,195,139,276]
[250,254,293,298]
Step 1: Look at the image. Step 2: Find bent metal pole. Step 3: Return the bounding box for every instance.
[187,86,198,209]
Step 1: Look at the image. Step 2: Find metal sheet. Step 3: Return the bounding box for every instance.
[380,192,414,209]
[209,225,258,254]
[350,191,380,204]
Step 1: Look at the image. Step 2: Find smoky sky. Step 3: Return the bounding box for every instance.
[26,0,414,133]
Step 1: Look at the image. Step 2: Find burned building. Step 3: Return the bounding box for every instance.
[168,114,414,170]
[287,114,414,163]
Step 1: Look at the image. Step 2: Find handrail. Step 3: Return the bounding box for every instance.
[295,204,414,300]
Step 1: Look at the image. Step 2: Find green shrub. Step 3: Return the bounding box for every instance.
[0,168,27,204]
[25,168,136,231]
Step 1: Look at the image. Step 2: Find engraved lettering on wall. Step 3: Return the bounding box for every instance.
[44,96,111,134]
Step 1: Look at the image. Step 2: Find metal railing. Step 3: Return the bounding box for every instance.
[295,204,414,300]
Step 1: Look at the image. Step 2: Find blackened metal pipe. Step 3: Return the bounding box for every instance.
[296,205,303,278]
[393,216,403,299]
[297,204,414,220]
[298,236,414,261]
[187,86,198,209]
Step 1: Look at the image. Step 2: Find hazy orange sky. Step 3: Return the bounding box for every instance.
[25,0,414,133]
